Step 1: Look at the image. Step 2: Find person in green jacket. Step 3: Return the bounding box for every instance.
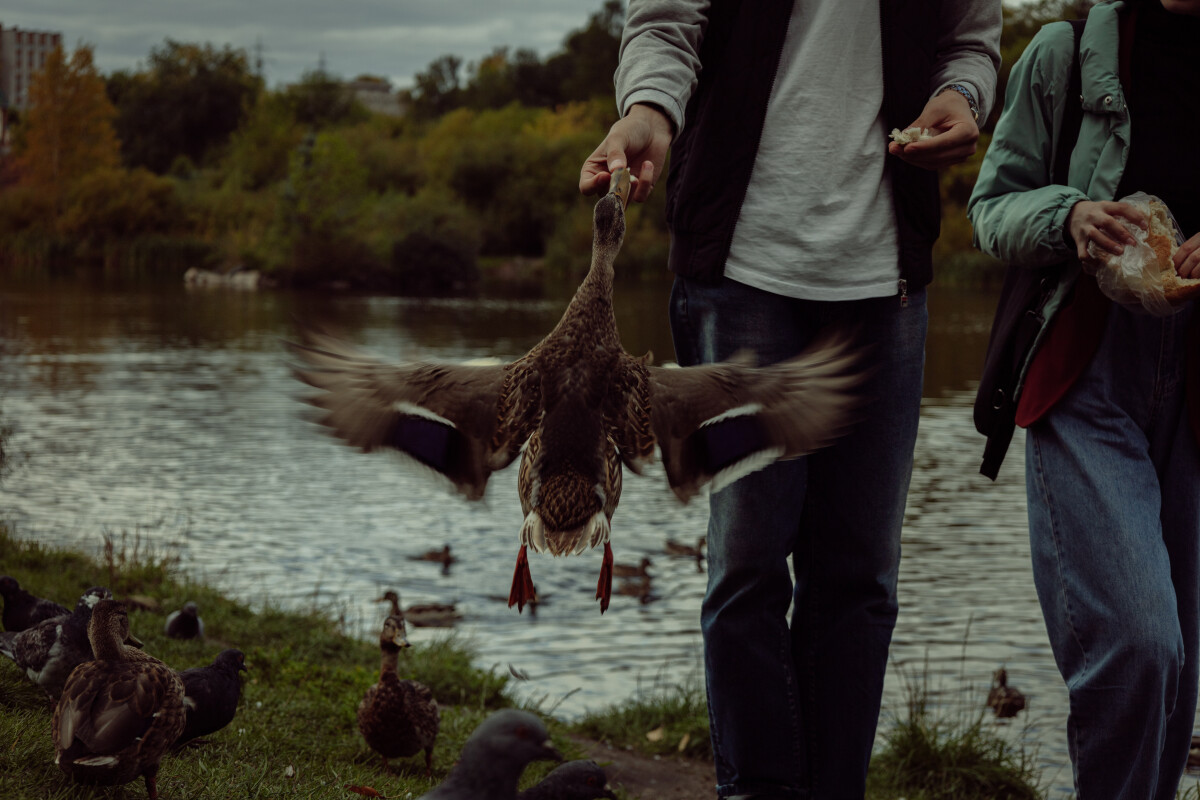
[968,1,1200,797]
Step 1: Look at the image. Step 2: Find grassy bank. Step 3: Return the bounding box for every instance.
[0,523,1048,799]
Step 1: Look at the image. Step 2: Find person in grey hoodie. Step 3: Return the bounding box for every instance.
[580,1,1000,798]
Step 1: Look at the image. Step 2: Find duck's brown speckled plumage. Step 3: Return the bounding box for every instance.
[52,600,185,800]
[289,169,866,614]
[357,615,439,775]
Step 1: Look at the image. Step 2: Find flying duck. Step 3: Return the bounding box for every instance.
[289,169,865,613]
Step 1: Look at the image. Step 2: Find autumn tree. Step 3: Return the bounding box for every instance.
[16,45,120,208]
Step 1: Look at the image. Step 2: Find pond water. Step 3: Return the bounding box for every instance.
[0,276,1194,796]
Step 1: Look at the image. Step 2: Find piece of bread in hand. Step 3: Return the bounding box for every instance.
[1145,199,1200,305]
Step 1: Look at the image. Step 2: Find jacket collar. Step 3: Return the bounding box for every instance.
[1079,1,1130,116]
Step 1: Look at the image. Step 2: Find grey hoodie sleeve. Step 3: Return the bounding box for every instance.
[931,0,1003,122]
[614,0,711,133]
[614,0,1001,131]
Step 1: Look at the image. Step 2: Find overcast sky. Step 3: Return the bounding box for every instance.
[1,1,606,91]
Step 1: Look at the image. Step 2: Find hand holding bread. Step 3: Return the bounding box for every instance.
[1079,193,1200,315]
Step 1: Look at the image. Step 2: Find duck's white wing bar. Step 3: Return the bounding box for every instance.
[646,329,869,501]
[286,327,531,501]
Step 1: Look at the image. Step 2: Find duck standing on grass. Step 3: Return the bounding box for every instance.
[357,615,439,775]
[517,759,617,800]
[174,648,248,746]
[53,599,186,800]
[416,708,562,800]
[0,586,117,699]
[163,601,204,640]
[0,575,70,632]
[289,169,866,614]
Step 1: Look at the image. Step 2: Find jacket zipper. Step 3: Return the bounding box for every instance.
[899,278,908,307]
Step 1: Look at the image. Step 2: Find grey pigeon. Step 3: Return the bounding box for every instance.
[0,575,70,632]
[164,601,204,640]
[0,586,114,698]
[174,648,248,746]
[417,709,562,800]
[518,759,617,799]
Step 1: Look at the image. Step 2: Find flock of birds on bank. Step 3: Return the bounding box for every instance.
[0,577,245,799]
[0,575,619,799]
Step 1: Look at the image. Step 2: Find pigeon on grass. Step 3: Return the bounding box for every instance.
[417,709,562,800]
[0,575,70,632]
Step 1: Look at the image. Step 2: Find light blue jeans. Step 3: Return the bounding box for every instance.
[1026,301,1200,800]
[669,276,927,799]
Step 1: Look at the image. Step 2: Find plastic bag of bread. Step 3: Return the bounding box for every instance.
[1084,192,1197,316]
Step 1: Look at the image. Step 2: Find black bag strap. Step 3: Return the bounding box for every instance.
[976,18,1086,480]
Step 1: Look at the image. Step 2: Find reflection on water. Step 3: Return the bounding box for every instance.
[0,278,1193,797]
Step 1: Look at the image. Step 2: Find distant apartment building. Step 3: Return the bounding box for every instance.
[0,23,63,149]
[348,78,406,118]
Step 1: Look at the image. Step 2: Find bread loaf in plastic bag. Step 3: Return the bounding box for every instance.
[1083,192,1187,316]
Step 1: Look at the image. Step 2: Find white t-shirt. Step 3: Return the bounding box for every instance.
[723,0,900,301]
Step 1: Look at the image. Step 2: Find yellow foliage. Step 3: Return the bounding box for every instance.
[16,45,120,206]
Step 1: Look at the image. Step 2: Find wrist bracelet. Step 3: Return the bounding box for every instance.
[942,83,979,122]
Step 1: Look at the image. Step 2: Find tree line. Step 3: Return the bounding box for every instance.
[0,0,1094,293]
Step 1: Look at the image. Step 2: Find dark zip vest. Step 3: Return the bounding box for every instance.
[664,0,944,288]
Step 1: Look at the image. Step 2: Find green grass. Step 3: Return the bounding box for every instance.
[866,666,1043,800]
[571,679,712,761]
[0,523,579,799]
[1,522,1066,799]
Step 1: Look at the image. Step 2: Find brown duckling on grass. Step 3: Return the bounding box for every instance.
[53,599,186,800]
[357,614,440,776]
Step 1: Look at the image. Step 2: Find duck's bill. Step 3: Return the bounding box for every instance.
[125,633,144,648]
[608,167,632,209]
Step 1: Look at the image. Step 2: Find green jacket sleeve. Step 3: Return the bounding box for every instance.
[968,22,1090,269]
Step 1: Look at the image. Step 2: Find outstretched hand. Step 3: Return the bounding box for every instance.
[580,103,673,204]
[887,90,980,170]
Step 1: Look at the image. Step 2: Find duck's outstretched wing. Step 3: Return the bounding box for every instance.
[287,329,540,500]
[644,330,868,501]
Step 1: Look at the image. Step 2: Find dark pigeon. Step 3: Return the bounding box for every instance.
[0,586,114,698]
[174,648,248,746]
[518,760,617,800]
[0,575,70,632]
[417,709,562,800]
[164,601,204,640]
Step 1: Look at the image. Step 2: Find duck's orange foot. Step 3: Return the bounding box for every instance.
[596,542,613,613]
[508,545,536,612]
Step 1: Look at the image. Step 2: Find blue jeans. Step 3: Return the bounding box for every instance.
[669,276,927,798]
[1025,301,1200,800]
